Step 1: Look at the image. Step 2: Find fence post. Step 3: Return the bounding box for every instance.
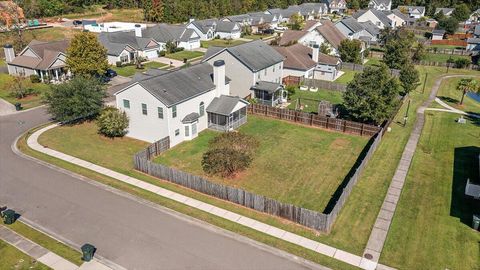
[360,124,364,136]
[326,117,329,130]
[310,114,314,126]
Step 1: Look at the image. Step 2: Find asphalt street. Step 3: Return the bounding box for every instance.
[0,108,318,270]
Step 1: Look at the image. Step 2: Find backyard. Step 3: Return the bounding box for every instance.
[424,53,470,63]
[436,76,480,115]
[201,39,248,48]
[154,116,369,211]
[165,50,204,61]
[0,73,50,109]
[111,61,168,77]
[0,239,50,270]
[334,70,359,84]
[287,88,344,113]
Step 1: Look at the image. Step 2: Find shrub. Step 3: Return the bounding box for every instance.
[30,74,41,83]
[96,107,129,137]
[202,132,258,177]
[158,50,166,57]
[285,85,296,96]
[116,61,122,67]
[454,58,470,69]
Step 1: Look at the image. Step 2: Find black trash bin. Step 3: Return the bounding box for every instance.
[14,103,22,111]
[183,58,188,63]
[2,209,16,225]
[81,244,96,262]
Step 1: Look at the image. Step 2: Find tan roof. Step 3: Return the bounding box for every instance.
[10,55,42,69]
[273,44,316,71]
[279,30,308,46]
[318,52,340,65]
[316,20,346,49]
[303,20,318,31]
[10,40,69,70]
[28,40,69,58]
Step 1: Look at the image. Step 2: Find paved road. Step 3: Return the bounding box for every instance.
[0,109,317,270]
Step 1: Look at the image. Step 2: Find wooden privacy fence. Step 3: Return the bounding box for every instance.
[247,104,381,137]
[426,48,469,55]
[431,40,468,46]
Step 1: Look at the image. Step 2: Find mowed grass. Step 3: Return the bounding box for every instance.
[0,74,50,109]
[154,116,369,211]
[0,239,50,270]
[166,51,204,61]
[424,53,470,63]
[0,27,81,50]
[108,9,144,22]
[436,76,480,115]
[335,70,359,84]
[2,221,82,266]
[287,88,344,113]
[380,112,480,270]
[201,39,249,48]
[111,61,167,77]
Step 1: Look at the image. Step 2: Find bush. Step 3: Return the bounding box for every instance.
[202,132,258,177]
[116,61,123,67]
[158,50,166,57]
[285,85,296,96]
[96,107,129,137]
[454,58,470,69]
[30,74,41,83]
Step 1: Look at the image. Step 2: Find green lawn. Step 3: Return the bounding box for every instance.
[424,53,470,63]
[0,239,50,270]
[335,70,359,84]
[428,44,466,50]
[111,61,167,77]
[165,51,204,61]
[380,112,480,270]
[3,221,82,266]
[155,116,368,211]
[365,58,382,66]
[201,39,249,48]
[0,74,50,109]
[243,34,274,40]
[287,88,344,113]
[436,76,480,115]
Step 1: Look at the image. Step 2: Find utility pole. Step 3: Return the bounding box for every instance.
[422,73,428,94]
[403,99,411,127]
[446,56,452,73]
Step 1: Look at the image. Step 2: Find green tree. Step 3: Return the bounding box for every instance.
[66,31,108,77]
[452,3,471,21]
[399,62,420,95]
[338,39,362,64]
[382,29,414,69]
[43,76,106,122]
[320,42,331,55]
[438,17,459,34]
[412,42,426,63]
[142,0,164,22]
[97,107,129,137]
[343,63,400,124]
[289,13,303,30]
[457,78,478,105]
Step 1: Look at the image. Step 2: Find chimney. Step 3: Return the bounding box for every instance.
[134,24,142,37]
[213,60,227,97]
[312,44,319,63]
[4,44,15,63]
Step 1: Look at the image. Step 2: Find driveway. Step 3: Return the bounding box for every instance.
[105,76,131,105]
[0,108,317,270]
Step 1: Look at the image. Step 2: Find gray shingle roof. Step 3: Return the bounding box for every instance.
[360,21,380,36]
[182,112,200,123]
[142,24,198,43]
[474,25,480,36]
[435,8,454,15]
[432,29,446,35]
[338,17,365,33]
[99,31,158,56]
[206,95,248,116]
[216,21,239,33]
[119,62,224,107]
[250,81,282,94]
[204,40,284,72]
[10,40,68,70]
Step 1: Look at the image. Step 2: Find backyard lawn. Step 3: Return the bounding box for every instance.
[111,61,167,77]
[166,51,204,61]
[380,112,480,270]
[424,53,470,63]
[334,70,359,84]
[201,39,248,48]
[436,76,480,115]
[365,58,382,66]
[0,73,50,109]
[287,88,344,113]
[154,116,369,211]
[243,34,274,40]
[0,239,50,270]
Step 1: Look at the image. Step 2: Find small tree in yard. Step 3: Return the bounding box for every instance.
[343,63,400,125]
[43,76,106,122]
[338,39,362,64]
[66,31,109,77]
[399,62,420,95]
[8,73,36,99]
[97,107,129,137]
[457,78,479,105]
[320,43,331,55]
[202,132,259,178]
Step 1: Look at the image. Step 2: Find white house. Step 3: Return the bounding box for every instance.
[142,24,201,51]
[322,0,347,14]
[435,8,455,17]
[4,40,70,83]
[83,21,148,33]
[335,17,374,41]
[115,61,249,146]
[397,6,425,19]
[186,19,216,40]
[203,40,286,106]
[353,9,396,29]
[368,0,392,11]
[432,29,446,40]
[187,19,241,41]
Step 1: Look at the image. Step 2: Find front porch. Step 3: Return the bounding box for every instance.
[37,67,71,83]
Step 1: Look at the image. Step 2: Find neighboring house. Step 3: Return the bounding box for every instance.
[467,38,480,52]
[278,30,310,46]
[4,40,70,83]
[353,9,395,29]
[215,21,242,39]
[335,17,373,41]
[298,2,328,17]
[397,6,425,19]
[322,0,347,14]
[304,20,322,32]
[115,61,249,145]
[142,24,201,51]
[425,18,438,28]
[432,29,446,40]
[473,25,480,38]
[99,27,161,65]
[316,20,347,56]
[83,22,147,33]
[468,9,480,23]
[273,43,341,81]
[266,8,299,23]
[360,21,381,43]
[368,0,392,11]
[435,8,455,17]
[187,19,241,40]
[203,40,286,105]
[387,9,408,28]
[222,14,252,26]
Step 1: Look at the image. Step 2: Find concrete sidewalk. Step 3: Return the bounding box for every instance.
[0,225,110,270]
[0,98,16,116]
[27,124,387,270]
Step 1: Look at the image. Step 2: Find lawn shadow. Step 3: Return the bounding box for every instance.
[322,134,375,214]
[437,95,459,104]
[451,146,480,226]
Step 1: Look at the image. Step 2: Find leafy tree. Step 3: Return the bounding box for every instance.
[453,58,471,68]
[208,132,259,156]
[289,13,303,30]
[43,76,106,122]
[452,3,471,21]
[343,63,400,124]
[8,72,36,99]
[165,40,177,53]
[382,28,415,69]
[438,17,459,34]
[347,0,360,10]
[338,39,362,64]
[97,107,129,137]
[412,43,426,63]
[320,42,331,55]
[399,62,420,94]
[142,0,164,22]
[66,31,108,77]
[457,78,478,105]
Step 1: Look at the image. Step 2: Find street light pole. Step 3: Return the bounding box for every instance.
[403,99,411,127]
[422,73,428,94]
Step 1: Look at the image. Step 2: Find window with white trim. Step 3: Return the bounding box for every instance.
[175,129,180,136]
[141,103,147,115]
[157,107,163,119]
[172,105,177,118]
[123,99,130,108]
